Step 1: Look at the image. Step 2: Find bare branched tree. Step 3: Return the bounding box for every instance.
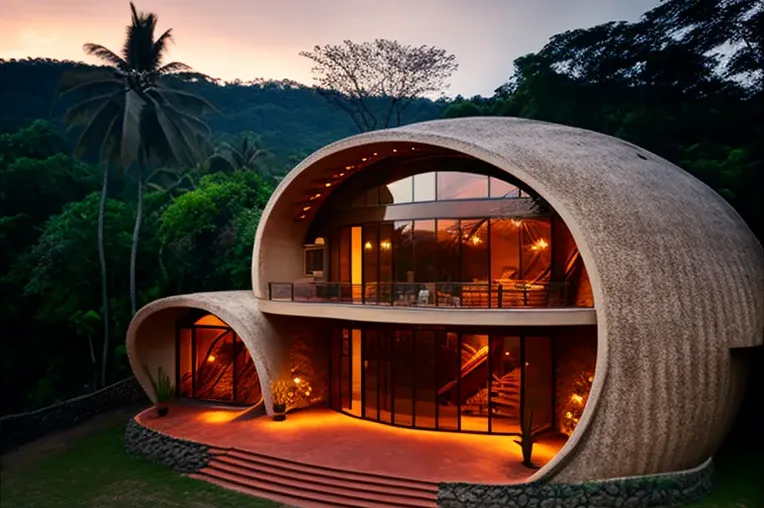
[300,39,458,132]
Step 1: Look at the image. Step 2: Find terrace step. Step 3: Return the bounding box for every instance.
[190,446,438,508]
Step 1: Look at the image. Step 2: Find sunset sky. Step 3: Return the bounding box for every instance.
[2,0,659,97]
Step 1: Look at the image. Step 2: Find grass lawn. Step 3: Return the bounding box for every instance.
[683,448,764,508]
[0,422,280,508]
[1,418,761,508]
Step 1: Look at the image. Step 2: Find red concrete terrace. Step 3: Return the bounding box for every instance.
[136,404,564,485]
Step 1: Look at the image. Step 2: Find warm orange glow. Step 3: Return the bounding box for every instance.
[393,149,398,152]
[372,152,378,156]
[196,410,240,424]
[364,241,373,250]
[570,394,584,404]
[380,240,391,250]
[138,405,566,484]
[339,172,345,177]
[207,355,216,363]
[511,219,522,227]
[362,158,367,162]
[470,235,482,245]
[345,166,353,170]
[531,239,549,251]
[310,193,321,200]
[504,351,510,356]
[293,377,301,384]
[194,314,228,326]
[325,182,332,187]
[302,205,311,211]
[298,214,306,220]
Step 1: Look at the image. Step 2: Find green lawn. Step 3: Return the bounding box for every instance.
[0,423,280,508]
[684,448,764,508]
[1,420,761,508]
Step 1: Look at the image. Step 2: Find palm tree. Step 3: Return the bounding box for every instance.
[203,132,278,181]
[57,2,215,382]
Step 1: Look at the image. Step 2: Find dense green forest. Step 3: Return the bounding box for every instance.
[1,0,762,416]
[0,58,447,167]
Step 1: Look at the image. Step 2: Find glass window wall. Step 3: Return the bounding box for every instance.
[320,216,587,308]
[330,324,565,436]
[176,314,262,405]
[343,172,528,208]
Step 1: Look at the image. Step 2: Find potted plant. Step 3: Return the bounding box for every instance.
[147,366,173,417]
[270,380,292,421]
[514,410,539,469]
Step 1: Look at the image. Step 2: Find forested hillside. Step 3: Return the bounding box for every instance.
[1,0,762,418]
[0,58,447,165]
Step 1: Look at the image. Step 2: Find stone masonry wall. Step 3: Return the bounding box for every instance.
[124,418,210,473]
[0,377,147,454]
[438,458,715,508]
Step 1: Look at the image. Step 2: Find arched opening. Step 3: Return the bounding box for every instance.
[264,144,594,308]
[176,310,262,405]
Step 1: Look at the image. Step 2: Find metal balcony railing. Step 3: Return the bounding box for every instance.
[267,281,587,308]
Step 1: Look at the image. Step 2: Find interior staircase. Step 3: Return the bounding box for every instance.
[189,446,439,508]
[490,370,521,416]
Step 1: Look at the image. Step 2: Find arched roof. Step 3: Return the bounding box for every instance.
[126,291,279,413]
[252,117,763,482]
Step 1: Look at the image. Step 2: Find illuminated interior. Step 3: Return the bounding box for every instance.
[176,312,262,405]
[271,147,594,308]
[329,324,596,437]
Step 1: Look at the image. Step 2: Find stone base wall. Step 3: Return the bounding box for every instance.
[438,458,715,508]
[124,418,209,473]
[0,377,147,454]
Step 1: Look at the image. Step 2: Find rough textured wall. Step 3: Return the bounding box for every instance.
[267,315,331,411]
[438,458,715,508]
[124,418,209,473]
[252,117,764,482]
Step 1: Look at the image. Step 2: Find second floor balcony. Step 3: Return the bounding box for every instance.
[267,280,592,309]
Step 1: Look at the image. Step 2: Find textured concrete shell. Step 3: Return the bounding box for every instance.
[252,117,764,483]
[127,291,279,413]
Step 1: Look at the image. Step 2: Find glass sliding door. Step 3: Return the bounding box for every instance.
[176,314,262,405]
[414,330,437,429]
[393,330,414,426]
[329,324,560,437]
[490,335,521,433]
[363,329,380,421]
[436,331,460,430]
[459,334,489,432]
[523,336,553,432]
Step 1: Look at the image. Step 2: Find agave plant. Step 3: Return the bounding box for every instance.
[514,410,539,468]
[56,2,216,316]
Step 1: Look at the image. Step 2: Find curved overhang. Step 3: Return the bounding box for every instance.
[127,291,280,413]
[258,300,596,327]
[252,117,764,483]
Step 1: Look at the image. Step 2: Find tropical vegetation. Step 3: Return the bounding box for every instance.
[0,5,760,476]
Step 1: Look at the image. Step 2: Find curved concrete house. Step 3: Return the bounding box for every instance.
[127,117,763,499]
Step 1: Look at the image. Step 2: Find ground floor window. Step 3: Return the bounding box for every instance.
[176,313,262,405]
[329,324,575,435]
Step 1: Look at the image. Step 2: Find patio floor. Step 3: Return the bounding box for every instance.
[136,404,566,484]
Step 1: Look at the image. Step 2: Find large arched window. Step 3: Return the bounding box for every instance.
[176,313,262,405]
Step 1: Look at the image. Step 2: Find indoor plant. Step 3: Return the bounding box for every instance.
[147,366,173,417]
